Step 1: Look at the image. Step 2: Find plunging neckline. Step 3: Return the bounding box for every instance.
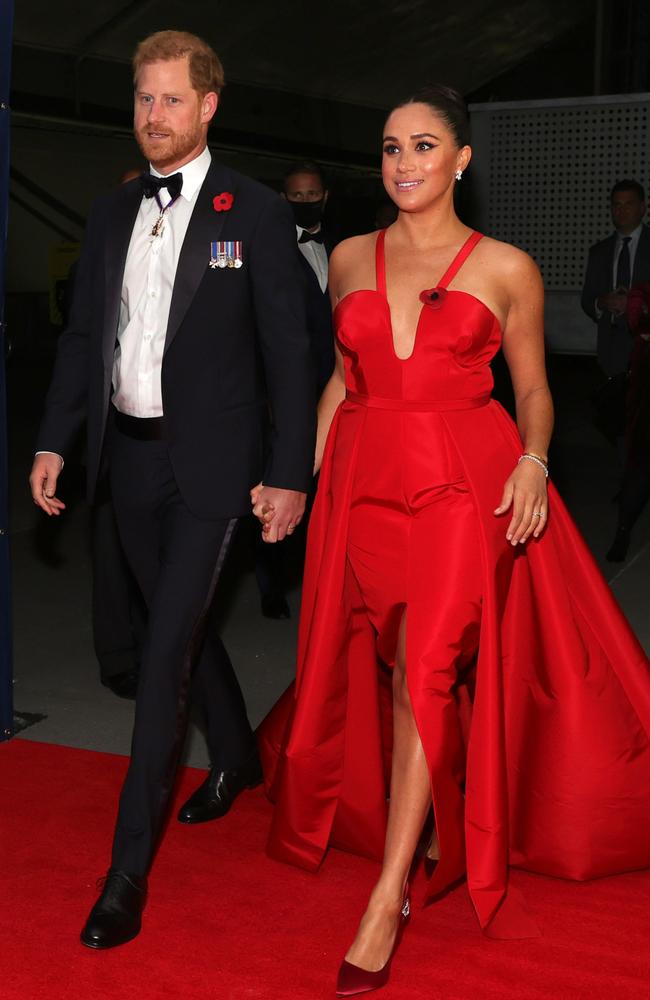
[376,229,484,362]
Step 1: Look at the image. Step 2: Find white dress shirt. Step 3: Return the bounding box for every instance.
[296,225,328,293]
[112,146,212,417]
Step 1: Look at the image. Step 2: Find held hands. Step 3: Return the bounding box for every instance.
[250,483,306,543]
[494,459,548,545]
[29,454,66,516]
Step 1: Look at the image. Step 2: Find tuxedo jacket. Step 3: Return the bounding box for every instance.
[581,224,650,376]
[296,231,336,393]
[36,160,316,519]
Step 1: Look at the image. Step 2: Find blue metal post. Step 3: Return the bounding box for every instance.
[0,0,15,740]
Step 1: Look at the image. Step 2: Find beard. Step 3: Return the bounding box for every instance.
[135,116,203,170]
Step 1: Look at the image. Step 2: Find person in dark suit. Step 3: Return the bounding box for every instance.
[29,30,315,949]
[282,159,335,393]
[253,160,336,620]
[581,179,650,377]
[581,179,650,560]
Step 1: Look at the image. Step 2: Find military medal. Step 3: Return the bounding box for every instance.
[141,171,183,242]
[210,240,243,269]
[151,214,165,239]
[149,188,181,241]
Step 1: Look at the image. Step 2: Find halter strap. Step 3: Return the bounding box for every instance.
[375,228,484,296]
[437,231,484,288]
[375,228,387,296]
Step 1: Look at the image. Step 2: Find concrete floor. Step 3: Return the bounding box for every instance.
[6,353,650,770]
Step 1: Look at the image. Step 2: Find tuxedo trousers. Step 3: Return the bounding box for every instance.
[106,421,255,875]
[91,478,145,682]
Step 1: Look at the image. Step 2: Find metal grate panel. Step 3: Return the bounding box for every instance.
[484,102,650,291]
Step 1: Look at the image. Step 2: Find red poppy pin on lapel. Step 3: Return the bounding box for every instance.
[213,192,234,212]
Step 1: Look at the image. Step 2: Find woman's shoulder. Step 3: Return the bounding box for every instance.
[330,232,377,266]
[329,232,378,293]
[477,234,541,282]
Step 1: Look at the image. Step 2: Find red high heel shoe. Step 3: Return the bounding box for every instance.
[335,885,410,997]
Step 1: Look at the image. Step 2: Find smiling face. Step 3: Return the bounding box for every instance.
[134,57,218,173]
[381,103,471,214]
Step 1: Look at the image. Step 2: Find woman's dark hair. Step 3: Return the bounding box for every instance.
[389,85,470,148]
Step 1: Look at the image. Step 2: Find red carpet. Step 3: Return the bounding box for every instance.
[1,739,649,1000]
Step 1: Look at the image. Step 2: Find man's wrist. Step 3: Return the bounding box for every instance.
[35,451,64,469]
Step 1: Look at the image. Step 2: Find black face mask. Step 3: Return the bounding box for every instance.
[289,199,325,230]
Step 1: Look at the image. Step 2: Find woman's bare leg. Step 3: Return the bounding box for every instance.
[344,613,432,972]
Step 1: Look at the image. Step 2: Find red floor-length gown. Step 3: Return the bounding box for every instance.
[259,230,650,938]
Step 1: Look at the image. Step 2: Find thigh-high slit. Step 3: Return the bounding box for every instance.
[345,407,482,893]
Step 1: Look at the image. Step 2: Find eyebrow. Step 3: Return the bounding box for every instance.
[383,132,441,142]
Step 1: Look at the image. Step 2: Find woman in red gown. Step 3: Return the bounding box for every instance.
[254,86,650,995]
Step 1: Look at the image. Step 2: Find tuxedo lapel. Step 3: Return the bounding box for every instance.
[164,161,235,356]
[103,183,142,372]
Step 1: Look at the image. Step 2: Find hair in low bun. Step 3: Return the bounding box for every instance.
[389,84,470,149]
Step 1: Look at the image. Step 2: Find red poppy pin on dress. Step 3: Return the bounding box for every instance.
[419,286,448,309]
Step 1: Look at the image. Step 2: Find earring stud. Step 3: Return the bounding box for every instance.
[455,170,463,181]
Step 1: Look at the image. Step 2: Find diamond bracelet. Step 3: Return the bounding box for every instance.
[518,453,549,478]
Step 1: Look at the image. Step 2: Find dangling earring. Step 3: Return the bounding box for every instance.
[455,170,463,181]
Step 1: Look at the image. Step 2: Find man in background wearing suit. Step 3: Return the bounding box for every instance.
[581,179,650,561]
[582,179,650,377]
[282,160,335,393]
[29,30,315,948]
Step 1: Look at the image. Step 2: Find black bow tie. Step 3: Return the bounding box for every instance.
[140,172,183,201]
[298,229,324,245]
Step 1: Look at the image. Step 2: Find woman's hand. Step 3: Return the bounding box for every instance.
[494,460,548,544]
[250,481,276,534]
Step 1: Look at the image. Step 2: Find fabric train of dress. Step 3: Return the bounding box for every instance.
[258,230,650,939]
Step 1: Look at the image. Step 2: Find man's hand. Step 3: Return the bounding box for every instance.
[597,289,628,316]
[29,454,66,516]
[250,483,306,543]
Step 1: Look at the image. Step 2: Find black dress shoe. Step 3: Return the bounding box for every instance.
[606,527,631,562]
[101,668,139,699]
[177,751,263,824]
[261,594,291,619]
[80,870,147,949]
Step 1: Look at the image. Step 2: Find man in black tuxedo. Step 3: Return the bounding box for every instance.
[29,30,315,948]
[581,179,650,377]
[282,159,335,393]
